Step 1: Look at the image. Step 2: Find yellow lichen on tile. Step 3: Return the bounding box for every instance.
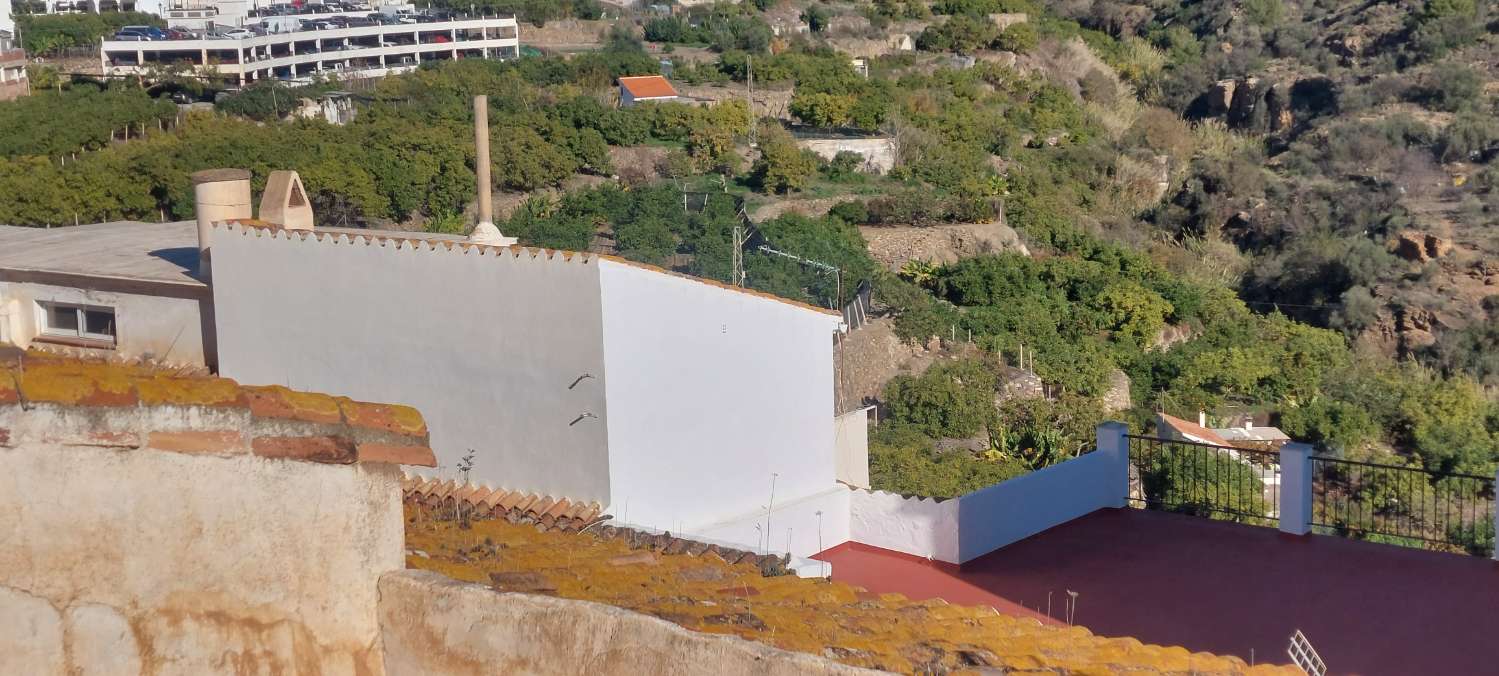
[403,505,1301,675]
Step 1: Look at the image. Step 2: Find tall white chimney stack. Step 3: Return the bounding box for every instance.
[468,94,516,247]
[1198,411,1207,428]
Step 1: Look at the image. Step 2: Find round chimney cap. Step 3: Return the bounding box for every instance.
[191,168,252,184]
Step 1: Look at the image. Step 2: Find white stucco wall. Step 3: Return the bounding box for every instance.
[0,442,403,675]
[597,259,843,535]
[833,406,871,488]
[210,228,612,503]
[848,488,961,563]
[0,281,208,367]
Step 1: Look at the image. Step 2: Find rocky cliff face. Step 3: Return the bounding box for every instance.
[1195,77,1296,133]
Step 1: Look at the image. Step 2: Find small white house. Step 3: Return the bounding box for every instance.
[0,222,214,368]
[618,75,679,107]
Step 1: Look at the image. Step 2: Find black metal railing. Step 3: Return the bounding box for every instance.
[1127,435,1281,528]
[1310,455,1495,555]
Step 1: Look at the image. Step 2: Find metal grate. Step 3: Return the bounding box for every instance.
[1126,435,1280,528]
[1287,630,1327,676]
[1310,455,1495,554]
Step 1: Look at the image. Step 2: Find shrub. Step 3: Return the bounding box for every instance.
[993,22,1039,53]
[1410,64,1483,112]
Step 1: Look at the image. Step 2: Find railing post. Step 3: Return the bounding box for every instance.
[1279,442,1314,536]
[1096,422,1129,508]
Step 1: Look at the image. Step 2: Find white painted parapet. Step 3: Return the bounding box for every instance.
[1278,442,1314,536]
[848,487,960,563]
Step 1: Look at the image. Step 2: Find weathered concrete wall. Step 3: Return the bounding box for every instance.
[794,137,896,174]
[0,280,209,367]
[597,258,843,534]
[0,443,404,675]
[377,570,882,676]
[210,225,612,504]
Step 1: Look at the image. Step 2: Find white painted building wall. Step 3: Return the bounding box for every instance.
[0,281,210,367]
[597,258,844,534]
[209,227,613,504]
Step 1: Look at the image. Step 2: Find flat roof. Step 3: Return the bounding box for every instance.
[0,221,205,287]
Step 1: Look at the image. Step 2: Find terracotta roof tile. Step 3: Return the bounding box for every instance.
[619,75,679,99]
[401,476,605,532]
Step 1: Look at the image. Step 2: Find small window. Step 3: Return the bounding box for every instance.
[38,302,116,346]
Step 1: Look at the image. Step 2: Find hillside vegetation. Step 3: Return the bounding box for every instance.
[0,0,1496,500]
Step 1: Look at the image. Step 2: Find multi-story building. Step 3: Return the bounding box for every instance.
[0,29,27,101]
[101,15,518,85]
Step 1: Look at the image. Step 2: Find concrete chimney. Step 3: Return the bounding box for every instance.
[191,168,253,274]
[258,170,314,231]
[1198,411,1207,428]
[468,95,516,247]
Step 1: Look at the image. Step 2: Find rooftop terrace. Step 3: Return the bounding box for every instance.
[818,508,1499,676]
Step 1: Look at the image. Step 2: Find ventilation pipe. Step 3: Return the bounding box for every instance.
[191,168,253,275]
[467,94,517,247]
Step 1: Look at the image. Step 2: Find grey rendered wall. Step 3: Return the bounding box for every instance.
[0,281,208,367]
[210,227,611,503]
[597,259,842,531]
[378,571,881,676]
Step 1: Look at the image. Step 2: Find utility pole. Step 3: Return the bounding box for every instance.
[731,221,745,287]
[745,53,755,145]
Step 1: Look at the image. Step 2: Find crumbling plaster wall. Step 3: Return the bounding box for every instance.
[0,440,404,675]
[377,570,882,676]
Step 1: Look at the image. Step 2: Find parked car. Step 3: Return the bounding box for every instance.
[114,26,167,41]
[122,25,169,39]
[165,28,194,40]
[299,19,336,30]
[215,28,256,39]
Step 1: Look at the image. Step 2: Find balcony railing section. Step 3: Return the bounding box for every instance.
[1309,455,1495,555]
[1126,435,1281,528]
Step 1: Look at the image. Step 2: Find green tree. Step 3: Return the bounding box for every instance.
[753,127,819,194]
[993,23,1038,53]
[790,92,855,128]
[491,126,578,190]
[882,358,1000,440]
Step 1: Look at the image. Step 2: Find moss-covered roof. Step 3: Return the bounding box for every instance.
[404,503,1298,674]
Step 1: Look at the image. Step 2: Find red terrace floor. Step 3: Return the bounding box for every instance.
[816,508,1499,675]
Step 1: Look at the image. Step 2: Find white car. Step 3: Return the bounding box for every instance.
[217,28,256,39]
